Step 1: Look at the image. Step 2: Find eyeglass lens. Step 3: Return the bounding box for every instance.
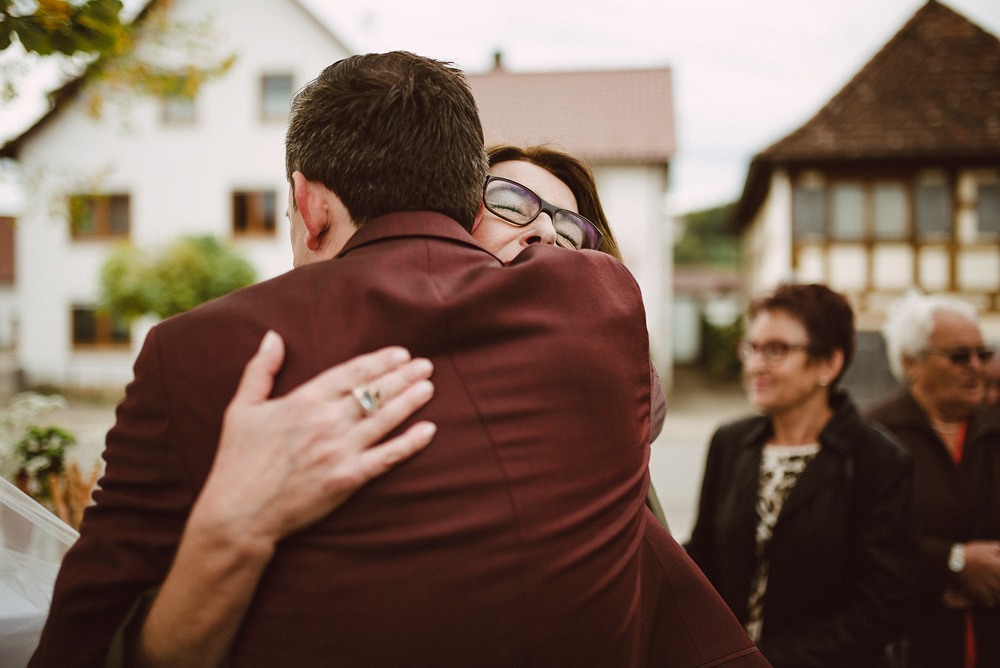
[483,177,602,251]
[941,348,995,365]
[738,341,803,363]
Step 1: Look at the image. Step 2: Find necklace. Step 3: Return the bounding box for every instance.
[931,419,963,436]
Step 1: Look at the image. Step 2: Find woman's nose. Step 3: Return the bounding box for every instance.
[521,213,557,247]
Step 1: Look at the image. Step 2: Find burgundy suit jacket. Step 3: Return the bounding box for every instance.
[31,213,764,667]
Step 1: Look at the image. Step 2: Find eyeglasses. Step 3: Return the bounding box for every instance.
[482,175,604,251]
[925,347,995,366]
[737,340,812,365]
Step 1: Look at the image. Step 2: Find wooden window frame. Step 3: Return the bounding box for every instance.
[232,190,277,237]
[260,73,293,122]
[0,216,14,285]
[69,194,130,240]
[71,306,131,350]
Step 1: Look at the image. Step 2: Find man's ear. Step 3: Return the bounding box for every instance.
[292,171,329,250]
[470,201,485,233]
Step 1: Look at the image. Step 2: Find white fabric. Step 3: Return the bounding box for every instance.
[745,442,821,642]
[0,477,78,667]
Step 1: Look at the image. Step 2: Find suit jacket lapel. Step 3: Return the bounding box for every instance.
[777,448,846,521]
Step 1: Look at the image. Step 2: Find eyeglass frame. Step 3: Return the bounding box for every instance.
[737,340,814,365]
[923,346,995,366]
[481,175,605,251]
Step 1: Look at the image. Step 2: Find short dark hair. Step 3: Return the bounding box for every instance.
[286,52,487,229]
[749,283,856,387]
[487,145,623,261]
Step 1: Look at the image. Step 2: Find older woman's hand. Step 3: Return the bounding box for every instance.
[194,330,437,551]
[138,331,437,668]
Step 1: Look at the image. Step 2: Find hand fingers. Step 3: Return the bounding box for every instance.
[350,374,435,442]
[354,421,437,481]
[231,331,285,406]
[299,346,416,401]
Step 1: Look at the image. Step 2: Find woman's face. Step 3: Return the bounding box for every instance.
[472,160,579,264]
[905,311,986,419]
[742,308,836,416]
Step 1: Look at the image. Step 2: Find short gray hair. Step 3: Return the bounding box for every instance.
[882,290,979,382]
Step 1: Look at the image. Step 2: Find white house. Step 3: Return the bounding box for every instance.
[468,61,675,382]
[1,0,351,390]
[2,3,676,393]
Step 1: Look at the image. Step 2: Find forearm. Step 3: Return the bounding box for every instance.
[137,511,276,668]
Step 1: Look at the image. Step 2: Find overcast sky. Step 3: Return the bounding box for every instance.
[302,0,1000,213]
[3,0,1000,214]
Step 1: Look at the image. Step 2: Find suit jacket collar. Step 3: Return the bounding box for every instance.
[736,390,861,523]
[336,211,497,261]
[736,390,858,456]
[872,389,1000,448]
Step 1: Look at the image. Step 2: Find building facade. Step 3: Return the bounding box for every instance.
[734,0,1000,345]
[2,6,676,391]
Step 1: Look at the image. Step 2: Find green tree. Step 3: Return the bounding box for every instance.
[674,202,739,266]
[1,0,235,112]
[0,0,125,56]
[100,236,257,321]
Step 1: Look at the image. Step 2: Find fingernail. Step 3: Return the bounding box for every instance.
[390,347,411,364]
[412,358,434,375]
[415,422,437,440]
[261,330,281,353]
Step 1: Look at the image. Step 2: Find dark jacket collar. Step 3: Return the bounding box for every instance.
[737,390,860,456]
[872,389,1000,444]
[335,211,497,261]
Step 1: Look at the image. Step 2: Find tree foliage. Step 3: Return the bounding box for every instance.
[100,236,257,321]
[1,0,235,113]
[674,202,739,266]
[0,0,125,56]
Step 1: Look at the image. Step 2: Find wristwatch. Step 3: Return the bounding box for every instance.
[947,543,966,573]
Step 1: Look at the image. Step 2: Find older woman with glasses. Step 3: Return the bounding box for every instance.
[866,291,1000,668]
[473,145,668,526]
[686,283,919,668]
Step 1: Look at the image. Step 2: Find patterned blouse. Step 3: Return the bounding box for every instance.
[744,442,821,642]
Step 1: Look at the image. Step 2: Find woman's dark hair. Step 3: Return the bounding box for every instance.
[487,145,623,260]
[749,283,856,387]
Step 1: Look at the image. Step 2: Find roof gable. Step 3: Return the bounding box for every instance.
[735,0,1000,228]
[467,67,675,164]
[762,0,1000,162]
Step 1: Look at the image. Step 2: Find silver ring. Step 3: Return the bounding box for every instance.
[351,386,381,417]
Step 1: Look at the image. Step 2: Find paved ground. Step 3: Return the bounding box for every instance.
[39,366,750,543]
[652,368,750,540]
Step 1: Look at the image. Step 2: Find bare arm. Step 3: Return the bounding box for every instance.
[136,331,436,667]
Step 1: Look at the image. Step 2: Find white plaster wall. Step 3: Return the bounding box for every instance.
[592,165,672,375]
[742,170,793,298]
[0,288,15,348]
[14,0,349,388]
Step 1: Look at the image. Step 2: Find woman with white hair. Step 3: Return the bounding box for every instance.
[867,291,1000,668]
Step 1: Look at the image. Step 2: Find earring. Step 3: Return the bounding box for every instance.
[819,377,829,387]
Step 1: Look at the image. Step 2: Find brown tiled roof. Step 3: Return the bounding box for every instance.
[467,66,675,164]
[762,0,1000,162]
[735,0,1000,227]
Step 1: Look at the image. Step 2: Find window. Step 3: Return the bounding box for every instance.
[872,183,908,239]
[0,217,13,284]
[69,194,130,239]
[163,94,196,124]
[261,74,293,121]
[72,306,130,349]
[233,191,277,236]
[915,183,951,236]
[792,186,824,238]
[830,184,864,240]
[978,184,1000,235]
